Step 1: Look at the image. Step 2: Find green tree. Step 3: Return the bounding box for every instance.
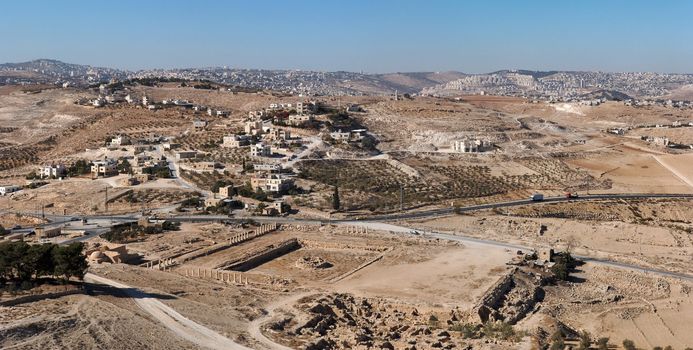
[550,331,565,350]
[52,243,87,281]
[22,244,55,280]
[211,180,232,193]
[596,337,610,350]
[117,158,132,174]
[68,159,92,176]
[578,331,591,350]
[332,186,340,210]
[622,339,636,350]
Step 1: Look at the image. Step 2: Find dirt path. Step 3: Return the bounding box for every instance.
[85,273,250,350]
[247,292,315,350]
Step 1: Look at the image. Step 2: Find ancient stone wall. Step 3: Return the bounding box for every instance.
[228,238,300,272]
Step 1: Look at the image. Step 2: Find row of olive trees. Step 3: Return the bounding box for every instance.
[0,241,87,285]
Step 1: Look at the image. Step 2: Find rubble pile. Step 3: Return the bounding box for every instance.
[295,256,333,270]
[472,268,546,325]
[276,293,485,349]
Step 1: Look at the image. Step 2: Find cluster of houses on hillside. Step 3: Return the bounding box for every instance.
[78,87,231,116]
[624,99,693,109]
[218,101,326,162]
[451,138,495,153]
[605,123,693,149]
[329,129,367,143]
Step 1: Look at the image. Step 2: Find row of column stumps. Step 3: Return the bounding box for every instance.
[229,223,278,245]
[146,258,176,270]
[346,225,368,234]
[184,268,249,285]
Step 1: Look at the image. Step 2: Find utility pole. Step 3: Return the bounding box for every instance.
[400,185,404,212]
[104,187,108,213]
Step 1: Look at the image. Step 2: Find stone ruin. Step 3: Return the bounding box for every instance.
[471,267,547,325]
[273,293,467,350]
[295,256,333,270]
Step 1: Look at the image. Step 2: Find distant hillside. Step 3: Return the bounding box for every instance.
[422,70,693,99]
[331,71,466,95]
[0,59,127,84]
[2,59,693,98]
[373,72,467,93]
[0,59,462,95]
[579,89,632,101]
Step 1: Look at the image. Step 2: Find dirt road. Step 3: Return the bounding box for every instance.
[247,292,314,350]
[85,273,251,350]
[653,155,693,190]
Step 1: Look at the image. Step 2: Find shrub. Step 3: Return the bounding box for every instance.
[622,339,636,350]
[428,315,439,328]
[578,331,591,350]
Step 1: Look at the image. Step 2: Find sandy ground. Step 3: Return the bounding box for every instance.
[85,273,250,350]
[407,204,693,274]
[567,150,693,194]
[334,245,513,309]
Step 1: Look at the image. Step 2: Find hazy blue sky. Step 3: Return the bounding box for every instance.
[1,0,692,73]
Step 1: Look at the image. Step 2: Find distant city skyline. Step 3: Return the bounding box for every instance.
[1,0,692,74]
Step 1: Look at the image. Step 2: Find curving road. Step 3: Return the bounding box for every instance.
[85,273,251,350]
[364,193,693,221]
[18,192,693,283]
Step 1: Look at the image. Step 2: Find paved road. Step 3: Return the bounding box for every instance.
[20,193,693,225]
[364,193,693,221]
[15,192,693,282]
[85,273,251,350]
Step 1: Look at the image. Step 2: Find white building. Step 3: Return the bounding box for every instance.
[222,135,250,148]
[330,129,366,143]
[109,135,130,147]
[452,139,494,153]
[288,114,313,125]
[175,150,198,160]
[92,97,106,107]
[193,119,208,129]
[244,120,263,135]
[267,128,291,141]
[330,129,351,142]
[253,164,281,172]
[652,136,670,147]
[0,185,21,196]
[91,158,118,177]
[250,144,271,157]
[40,164,67,179]
[250,174,294,193]
[248,110,265,119]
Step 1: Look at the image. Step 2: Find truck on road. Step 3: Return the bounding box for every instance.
[530,193,544,201]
